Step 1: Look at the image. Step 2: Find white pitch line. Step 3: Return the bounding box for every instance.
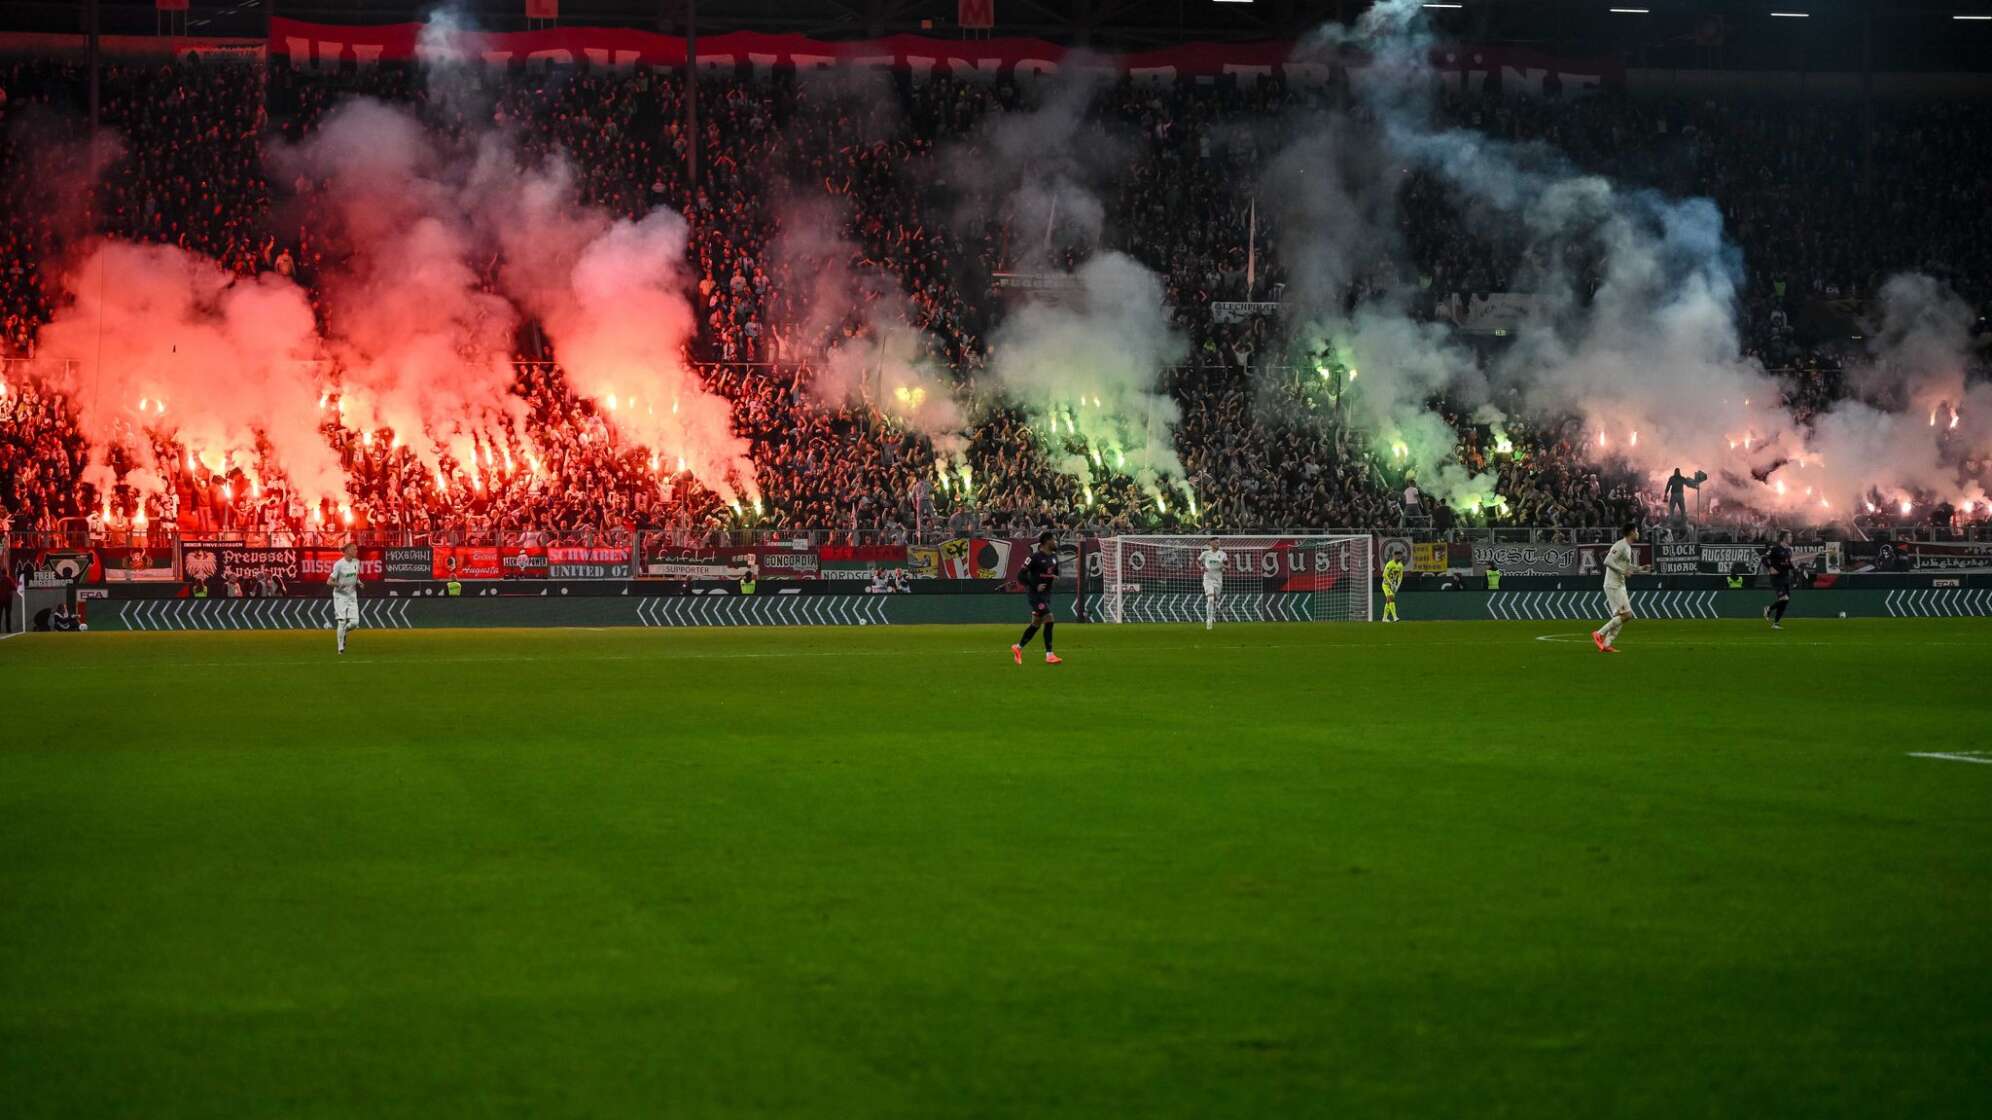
[1534,633,1989,648]
[1906,752,1992,766]
[1534,632,1861,646]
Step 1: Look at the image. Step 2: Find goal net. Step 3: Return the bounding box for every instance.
[1099,535,1374,623]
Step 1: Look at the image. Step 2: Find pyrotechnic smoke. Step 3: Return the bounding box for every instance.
[1278,0,1989,520]
[1267,166,1496,503]
[816,309,970,456]
[1262,73,1497,508]
[270,98,525,477]
[768,195,968,453]
[944,63,1122,269]
[267,14,753,498]
[1803,275,1991,511]
[948,69,1189,508]
[27,3,752,508]
[486,153,754,498]
[37,241,346,503]
[986,252,1187,490]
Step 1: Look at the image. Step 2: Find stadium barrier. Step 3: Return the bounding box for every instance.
[51,580,1992,631]
[81,591,1033,632]
[1401,587,1992,622]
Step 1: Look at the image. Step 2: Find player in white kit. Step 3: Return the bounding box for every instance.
[328,540,362,654]
[1592,522,1646,653]
[1197,538,1228,630]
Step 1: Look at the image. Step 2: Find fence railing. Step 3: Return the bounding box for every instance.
[9,522,1987,559]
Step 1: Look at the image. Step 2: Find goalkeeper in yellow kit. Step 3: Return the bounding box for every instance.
[1381,554,1405,622]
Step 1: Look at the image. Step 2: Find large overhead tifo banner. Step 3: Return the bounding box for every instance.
[268,19,1622,85]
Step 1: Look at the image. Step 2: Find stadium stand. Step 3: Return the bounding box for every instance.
[2,55,1988,550]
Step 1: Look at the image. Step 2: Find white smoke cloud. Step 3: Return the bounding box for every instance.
[986,252,1187,490]
[1276,0,1989,522]
[941,67,1190,509]
[944,64,1124,269]
[766,194,969,454]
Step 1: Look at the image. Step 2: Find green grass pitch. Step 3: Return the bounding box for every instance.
[2,618,1988,1117]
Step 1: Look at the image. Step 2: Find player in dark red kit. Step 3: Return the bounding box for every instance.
[1760,529,1796,630]
[1011,531,1063,665]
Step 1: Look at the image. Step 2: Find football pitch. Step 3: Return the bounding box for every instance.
[2,618,1988,1117]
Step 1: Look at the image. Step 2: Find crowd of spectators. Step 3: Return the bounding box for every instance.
[2,54,1989,550]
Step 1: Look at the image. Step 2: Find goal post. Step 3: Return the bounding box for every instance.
[1099,534,1374,623]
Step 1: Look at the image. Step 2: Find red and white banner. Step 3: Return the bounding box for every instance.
[525,0,560,19]
[432,545,502,581]
[548,545,631,579]
[959,0,996,31]
[269,19,1622,85]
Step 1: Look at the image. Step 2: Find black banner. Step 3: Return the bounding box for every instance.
[384,547,433,580]
[502,546,550,579]
[1892,539,1992,572]
[1655,542,1701,575]
[759,551,820,578]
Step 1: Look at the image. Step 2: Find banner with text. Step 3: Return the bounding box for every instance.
[384,547,434,580]
[269,19,1622,86]
[502,545,551,579]
[549,545,631,580]
[756,550,820,579]
[1655,541,1702,575]
[182,542,299,586]
[1886,539,1992,572]
[298,546,385,583]
[1471,540,1653,576]
[23,548,103,585]
[432,545,502,581]
[1115,537,1356,593]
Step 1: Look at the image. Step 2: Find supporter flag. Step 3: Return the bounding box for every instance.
[907,546,943,580]
[156,0,190,10]
[939,538,975,579]
[525,0,559,19]
[1246,196,1257,298]
[973,538,1013,580]
[959,0,995,31]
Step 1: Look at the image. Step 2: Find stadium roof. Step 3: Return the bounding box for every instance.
[5,1,1990,71]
